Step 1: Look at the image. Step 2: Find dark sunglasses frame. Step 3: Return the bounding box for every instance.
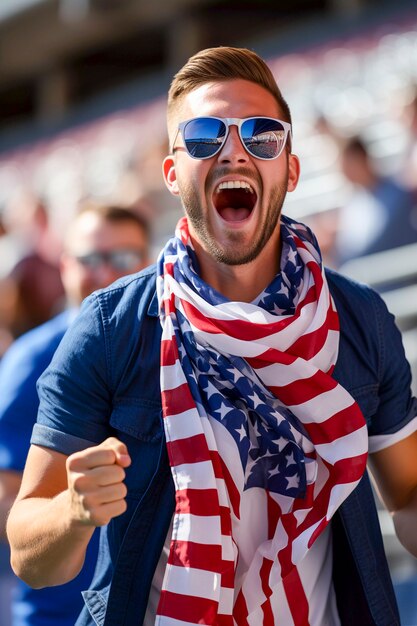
[173,116,292,161]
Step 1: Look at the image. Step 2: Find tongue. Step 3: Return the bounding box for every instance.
[220,207,251,222]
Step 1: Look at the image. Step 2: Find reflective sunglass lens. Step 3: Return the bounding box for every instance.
[184,117,226,159]
[241,118,286,159]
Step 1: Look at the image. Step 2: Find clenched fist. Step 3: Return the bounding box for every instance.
[66,437,131,527]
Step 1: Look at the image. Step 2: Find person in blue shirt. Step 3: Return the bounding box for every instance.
[335,135,417,267]
[0,202,150,626]
[6,47,417,626]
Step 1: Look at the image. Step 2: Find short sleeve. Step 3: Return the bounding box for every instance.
[33,294,113,456]
[368,290,417,451]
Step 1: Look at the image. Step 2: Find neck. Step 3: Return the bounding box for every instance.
[193,237,282,303]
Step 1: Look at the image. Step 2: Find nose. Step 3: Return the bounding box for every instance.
[218,125,249,165]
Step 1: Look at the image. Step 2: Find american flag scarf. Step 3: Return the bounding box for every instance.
[155,215,368,626]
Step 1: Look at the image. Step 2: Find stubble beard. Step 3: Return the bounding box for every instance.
[181,179,288,266]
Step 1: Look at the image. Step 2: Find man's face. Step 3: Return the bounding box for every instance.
[163,79,299,266]
[61,212,148,304]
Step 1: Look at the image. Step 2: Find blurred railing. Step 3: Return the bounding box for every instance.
[340,242,417,395]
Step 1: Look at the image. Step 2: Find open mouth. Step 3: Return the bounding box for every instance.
[213,180,257,222]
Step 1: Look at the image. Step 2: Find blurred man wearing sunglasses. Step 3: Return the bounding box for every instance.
[0,203,149,625]
[7,47,417,626]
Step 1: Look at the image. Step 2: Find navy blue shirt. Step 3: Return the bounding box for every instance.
[32,265,417,626]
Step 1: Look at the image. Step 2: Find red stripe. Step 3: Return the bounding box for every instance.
[160,338,179,366]
[303,403,365,444]
[157,590,218,624]
[213,452,241,519]
[164,261,175,276]
[209,449,224,479]
[291,453,368,545]
[288,305,338,359]
[180,289,317,342]
[269,369,337,406]
[260,558,274,625]
[248,349,298,370]
[168,539,235,588]
[220,505,232,536]
[331,452,368,485]
[175,488,219,516]
[161,383,195,416]
[221,561,235,589]
[167,433,211,465]
[233,590,250,626]
[168,539,221,572]
[261,597,276,626]
[282,567,310,626]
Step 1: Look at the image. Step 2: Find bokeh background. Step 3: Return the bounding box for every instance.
[0,0,417,623]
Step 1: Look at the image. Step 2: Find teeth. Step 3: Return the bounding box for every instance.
[217,181,254,193]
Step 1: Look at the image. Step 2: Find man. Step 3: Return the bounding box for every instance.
[335,135,417,267]
[6,47,417,626]
[0,202,149,625]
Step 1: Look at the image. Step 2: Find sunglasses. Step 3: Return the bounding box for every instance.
[75,249,145,272]
[173,116,292,161]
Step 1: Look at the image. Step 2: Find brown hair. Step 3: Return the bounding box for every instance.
[64,201,150,253]
[76,201,150,237]
[167,46,292,146]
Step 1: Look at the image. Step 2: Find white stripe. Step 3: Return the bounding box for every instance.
[161,315,175,341]
[170,275,283,324]
[268,519,288,579]
[255,357,314,387]
[288,386,355,423]
[216,477,230,508]
[160,362,187,391]
[174,512,221,545]
[369,415,417,453]
[291,518,323,563]
[162,563,221,600]
[268,581,294,626]
[217,586,235,616]
[221,534,237,563]
[239,552,267,616]
[327,480,362,519]
[295,526,341,626]
[209,417,245,493]
[174,460,217,491]
[314,425,368,464]
[164,409,205,440]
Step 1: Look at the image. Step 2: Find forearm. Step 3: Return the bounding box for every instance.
[6,489,95,588]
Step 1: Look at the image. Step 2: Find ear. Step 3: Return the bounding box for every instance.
[162,155,180,196]
[287,153,300,192]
